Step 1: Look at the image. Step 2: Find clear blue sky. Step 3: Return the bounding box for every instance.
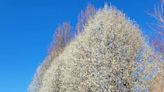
[0,0,157,92]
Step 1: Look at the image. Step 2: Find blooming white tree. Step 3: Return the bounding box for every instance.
[29,4,160,92]
[37,5,159,92]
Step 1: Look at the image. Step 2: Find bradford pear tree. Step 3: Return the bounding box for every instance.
[37,5,159,92]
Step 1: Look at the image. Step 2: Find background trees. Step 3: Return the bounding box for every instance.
[76,4,96,34]
[149,0,164,91]
[49,22,72,59]
[28,22,72,92]
[152,0,164,53]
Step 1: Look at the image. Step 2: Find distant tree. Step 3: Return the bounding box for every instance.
[149,1,164,91]
[49,22,72,58]
[28,22,72,92]
[152,0,164,53]
[76,4,96,34]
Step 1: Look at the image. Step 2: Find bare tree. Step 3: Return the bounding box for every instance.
[76,4,96,34]
[49,22,72,58]
[152,0,164,53]
[149,1,164,92]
